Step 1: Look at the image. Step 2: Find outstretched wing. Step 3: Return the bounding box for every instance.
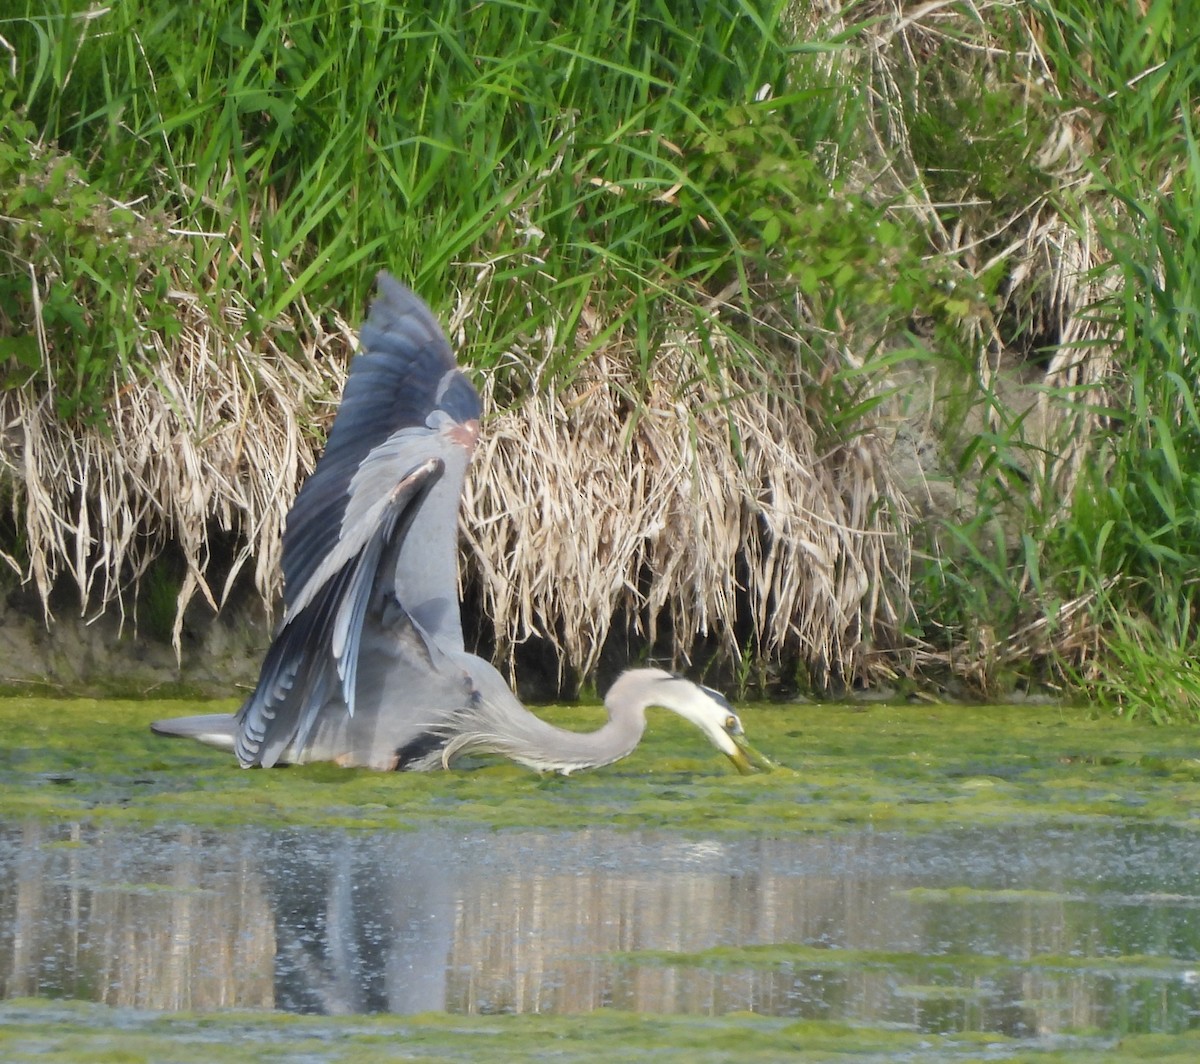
[235,274,482,768]
[283,273,481,638]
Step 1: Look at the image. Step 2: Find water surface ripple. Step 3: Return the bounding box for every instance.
[2,819,1198,1038]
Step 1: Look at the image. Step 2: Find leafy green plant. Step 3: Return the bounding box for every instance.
[11,0,1200,698]
[4,0,861,419]
[1034,0,1200,718]
[0,99,183,423]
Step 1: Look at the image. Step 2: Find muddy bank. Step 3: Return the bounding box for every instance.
[0,577,268,698]
[0,573,695,702]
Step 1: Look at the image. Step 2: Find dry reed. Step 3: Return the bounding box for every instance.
[461,312,912,686]
[1,265,911,689]
[0,273,353,651]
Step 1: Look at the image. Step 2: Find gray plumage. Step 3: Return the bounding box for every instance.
[152,274,769,775]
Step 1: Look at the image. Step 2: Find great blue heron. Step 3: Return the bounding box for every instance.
[152,274,771,775]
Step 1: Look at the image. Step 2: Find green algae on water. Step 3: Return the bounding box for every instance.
[614,942,1200,980]
[2,696,1200,832]
[4,998,1200,1064]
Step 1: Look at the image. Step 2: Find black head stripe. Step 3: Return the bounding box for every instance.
[657,673,735,714]
[699,684,735,712]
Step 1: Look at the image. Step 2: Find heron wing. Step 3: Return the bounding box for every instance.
[282,273,481,647]
[340,595,478,770]
[235,275,481,767]
[235,458,444,767]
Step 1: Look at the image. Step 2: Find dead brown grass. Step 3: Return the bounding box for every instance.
[0,278,353,651]
[1,269,911,689]
[462,319,912,687]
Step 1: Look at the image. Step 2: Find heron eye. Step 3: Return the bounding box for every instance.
[725,715,738,731]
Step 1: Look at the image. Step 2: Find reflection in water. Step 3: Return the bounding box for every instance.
[2,819,1199,1037]
[0,822,273,1011]
[265,832,456,1014]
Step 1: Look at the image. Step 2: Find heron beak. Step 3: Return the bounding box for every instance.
[725,730,776,775]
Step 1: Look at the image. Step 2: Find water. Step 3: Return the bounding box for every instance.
[1,819,1199,1037]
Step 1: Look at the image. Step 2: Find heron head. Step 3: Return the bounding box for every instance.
[655,675,775,774]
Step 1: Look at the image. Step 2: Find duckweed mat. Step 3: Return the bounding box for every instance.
[1,697,1198,833]
[5,998,1200,1064]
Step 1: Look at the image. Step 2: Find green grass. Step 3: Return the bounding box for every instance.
[1032,0,1200,720]
[1,0,878,410]
[891,0,1200,712]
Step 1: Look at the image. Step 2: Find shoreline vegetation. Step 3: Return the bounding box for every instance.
[2,1,1198,717]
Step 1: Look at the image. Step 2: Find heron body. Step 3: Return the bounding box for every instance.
[152,275,769,775]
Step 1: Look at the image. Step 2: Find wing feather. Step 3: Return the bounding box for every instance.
[331,458,443,714]
[281,274,480,617]
[235,459,444,767]
[232,273,481,768]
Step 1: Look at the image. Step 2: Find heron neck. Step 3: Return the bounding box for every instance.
[439,654,652,774]
[502,702,648,774]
